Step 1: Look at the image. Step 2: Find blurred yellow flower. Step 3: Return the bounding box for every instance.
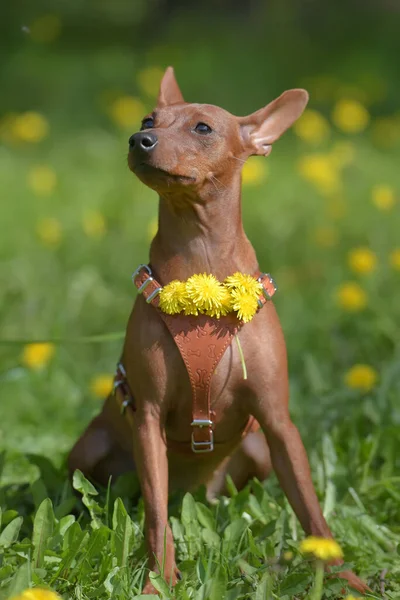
[332,99,370,133]
[330,141,355,168]
[137,66,164,98]
[326,197,347,220]
[36,217,63,248]
[389,249,400,270]
[82,211,106,239]
[27,165,57,196]
[0,112,18,143]
[300,536,343,561]
[292,109,330,145]
[11,112,49,143]
[297,154,340,195]
[335,282,367,312]
[371,184,396,211]
[348,247,377,275]
[109,96,146,129]
[283,551,293,561]
[147,217,158,241]
[242,159,268,186]
[22,344,55,370]
[11,589,61,600]
[29,15,62,44]
[345,364,378,392]
[344,596,360,600]
[313,226,338,248]
[90,374,114,398]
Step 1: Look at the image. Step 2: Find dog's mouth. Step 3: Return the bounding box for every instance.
[133,162,196,183]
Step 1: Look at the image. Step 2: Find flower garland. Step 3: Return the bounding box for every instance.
[158,272,263,323]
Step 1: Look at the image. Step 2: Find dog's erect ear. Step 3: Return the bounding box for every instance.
[157,66,185,107]
[238,89,309,156]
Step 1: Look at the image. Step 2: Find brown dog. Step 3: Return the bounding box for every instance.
[68,67,368,595]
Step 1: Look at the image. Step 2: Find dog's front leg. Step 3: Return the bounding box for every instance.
[252,397,368,593]
[131,405,178,594]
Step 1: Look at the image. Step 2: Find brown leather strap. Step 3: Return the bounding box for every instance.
[132,264,276,453]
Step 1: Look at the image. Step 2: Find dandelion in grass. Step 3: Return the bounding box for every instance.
[82,210,106,239]
[159,280,187,315]
[348,247,377,275]
[90,374,114,398]
[11,112,49,143]
[186,274,228,315]
[335,282,367,312]
[293,109,330,145]
[27,165,57,196]
[36,217,62,248]
[389,249,400,271]
[138,66,165,98]
[11,589,62,600]
[22,343,55,370]
[332,99,370,133]
[242,158,268,186]
[297,154,341,195]
[300,536,343,561]
[371,184,396,211]
[345,364,378,392]
[109,96,147,129]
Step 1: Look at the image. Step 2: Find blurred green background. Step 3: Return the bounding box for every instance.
[1,0,400,499]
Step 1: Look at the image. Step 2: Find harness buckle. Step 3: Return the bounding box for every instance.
[258,272,277,300]
[132,264,152,284]
[191,430,214,453]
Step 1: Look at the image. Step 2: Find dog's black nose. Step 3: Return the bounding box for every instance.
[129,132,158,152]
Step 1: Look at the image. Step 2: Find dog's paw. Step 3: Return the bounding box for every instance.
[337,569,370,594]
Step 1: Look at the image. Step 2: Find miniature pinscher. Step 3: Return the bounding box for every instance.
[68,67,368,595]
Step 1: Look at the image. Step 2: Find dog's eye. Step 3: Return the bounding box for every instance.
[141,117,154,130]
[194,122,212,134]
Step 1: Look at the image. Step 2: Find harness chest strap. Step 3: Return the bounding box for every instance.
[124,264,277,453]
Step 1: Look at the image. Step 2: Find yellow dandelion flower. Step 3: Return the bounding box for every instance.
[345,364,378,392]
[344,596,360,600]
[293,109,330,145]
[36,217,62,248]
[231,288,259,323]
[90,374,114,398]
[371,184,396,211]
[82,211,106,239]
[205,286,232,318]
[22,343,55,370]
[242,159,268,186]
[283,551,293,561]
[147,217,158,242]
[300,536,343,561]
[348,247,377,275]
[109,96,147,129]
[29,15,62,44]
[185,274,228,314]
[335,282,367,312]
[332,99,370,134]
[182,297,200,316]
[137,66,165,98]
[11,112,49,143]
[224,272,263,296]
[27,165,57,196]
[389,249,400,270]
[313,227,338,248]
[297,154,341,195]
[159,280,187,315]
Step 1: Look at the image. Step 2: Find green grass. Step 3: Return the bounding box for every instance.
[1,56,400,598]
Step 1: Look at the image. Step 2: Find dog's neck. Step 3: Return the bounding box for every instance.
[149,173,258,282]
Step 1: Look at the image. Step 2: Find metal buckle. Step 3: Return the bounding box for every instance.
[146,287,162,303]
[191,430,214,453]
[120,397,131,416]
[191,419,214,453]
[131,264,152,284]
[258,272,277,300]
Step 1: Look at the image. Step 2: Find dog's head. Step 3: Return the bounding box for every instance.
[128,67,308,195]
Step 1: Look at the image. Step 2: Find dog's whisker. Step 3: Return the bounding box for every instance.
[230,154,246,164]
[211,175,227,190]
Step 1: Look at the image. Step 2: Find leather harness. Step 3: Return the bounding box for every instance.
[113,264,277,454]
